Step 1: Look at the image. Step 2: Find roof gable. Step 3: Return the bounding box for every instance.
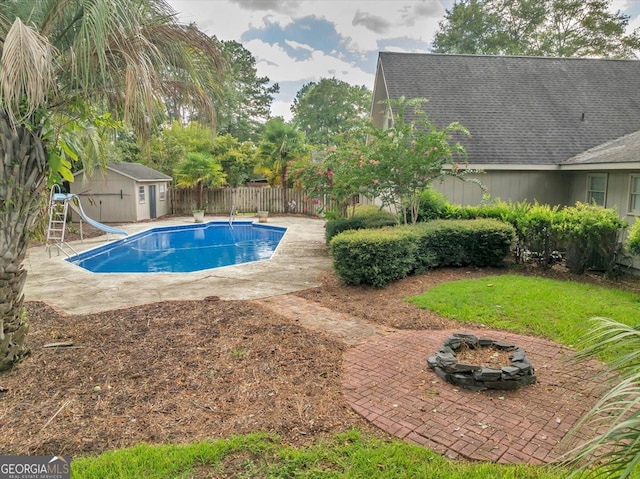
[375,52,640,167]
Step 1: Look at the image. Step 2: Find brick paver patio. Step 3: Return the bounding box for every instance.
[257,294,608,465]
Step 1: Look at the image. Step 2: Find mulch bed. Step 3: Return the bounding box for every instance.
[1,300,380,456]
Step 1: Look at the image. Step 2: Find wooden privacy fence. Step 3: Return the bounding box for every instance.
[170,187,372,216]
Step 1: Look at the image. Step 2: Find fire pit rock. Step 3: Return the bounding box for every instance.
[427,333,536,391]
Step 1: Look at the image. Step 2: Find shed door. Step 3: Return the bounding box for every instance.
[149,185,157,219]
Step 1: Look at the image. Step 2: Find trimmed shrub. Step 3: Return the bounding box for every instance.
[414,219,515,268]
[330,227,418,287]
[554,202,626,275]
[325,207,397,244]
[329,219,514,287]
[325,217,365,245]
[627,221,640,256]
[516,202,562,268]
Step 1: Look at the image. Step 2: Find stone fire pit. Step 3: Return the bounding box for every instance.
[427,333,536,391]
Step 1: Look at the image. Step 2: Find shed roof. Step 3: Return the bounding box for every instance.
[376,52,640,167]
[107,162,172,181]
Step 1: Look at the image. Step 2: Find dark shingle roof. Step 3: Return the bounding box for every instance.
[562,130,640,166]
[107,162,172,181]
[377,52,640,166]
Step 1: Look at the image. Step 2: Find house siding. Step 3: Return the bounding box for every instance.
[434,170,569,206]
[566,170,640,221]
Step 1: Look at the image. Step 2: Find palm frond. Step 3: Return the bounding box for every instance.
[561,317,640,478]
[0,17,56,123]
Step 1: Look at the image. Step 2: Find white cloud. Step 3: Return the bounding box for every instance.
[230,0,301,14]
[270,100,295,121]
[245,39,373,86]
[296,1,446,52]
[284,39,315,51]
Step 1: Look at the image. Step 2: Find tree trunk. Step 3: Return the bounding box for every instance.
[0,111,48,371]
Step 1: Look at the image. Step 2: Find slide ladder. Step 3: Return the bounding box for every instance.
[46,186,79,257]
[45,186,128,258]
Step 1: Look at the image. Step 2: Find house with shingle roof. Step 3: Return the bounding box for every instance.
[371,52,640,223]
[70,162,172,222]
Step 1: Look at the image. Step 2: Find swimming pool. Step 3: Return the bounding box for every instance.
[67,221,287,273]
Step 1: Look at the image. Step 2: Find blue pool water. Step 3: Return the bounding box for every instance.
[67,221,287,273]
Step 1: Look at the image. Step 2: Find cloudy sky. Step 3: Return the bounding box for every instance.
[167,0,640,121]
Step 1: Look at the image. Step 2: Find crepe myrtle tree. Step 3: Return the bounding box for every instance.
[0,0,224,371]
[294,118,376,217]
[364,97,485,224]
[298,98,483,224]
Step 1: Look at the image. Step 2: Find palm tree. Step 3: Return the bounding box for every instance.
[174,152,226,211]
[0,0,223,371]
[255,118,305,212]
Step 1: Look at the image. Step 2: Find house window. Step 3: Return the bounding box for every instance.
[159,183,166,201]
[587,174,607,206]
[630,176,640,214]
[138,185,145,203]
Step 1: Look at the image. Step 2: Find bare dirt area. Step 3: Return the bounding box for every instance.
[2,251,639,457]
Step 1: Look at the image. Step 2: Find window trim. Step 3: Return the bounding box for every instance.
[138,185,146,204]
[159,183,166,201]
[586,173,607,207]
[629,175,640,215]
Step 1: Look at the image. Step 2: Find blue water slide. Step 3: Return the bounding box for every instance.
[64,195,128,236]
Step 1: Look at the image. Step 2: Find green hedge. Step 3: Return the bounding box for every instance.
[414,219,515,269]
[555,202,626,274]
[325,207,397,245]
[330,227,418,287]
[330,219,514,287]
[627,221,640,256]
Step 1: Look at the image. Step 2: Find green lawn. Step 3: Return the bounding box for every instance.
[71,430,559,478]
[408,274,640,357]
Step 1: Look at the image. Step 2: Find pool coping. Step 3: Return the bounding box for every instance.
[24,215,331,315]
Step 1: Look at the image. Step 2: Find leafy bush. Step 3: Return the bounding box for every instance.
[325,207,397,244]
[414,219,515,268]
[516,202,562,268]
[330,227,418,287]
[626,221,640,256]
[329,219,514,286]
[554,202,627,275]
[349,204,397,221]
[415,187,450,221]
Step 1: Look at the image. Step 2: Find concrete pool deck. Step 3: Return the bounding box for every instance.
[23,215,331,315]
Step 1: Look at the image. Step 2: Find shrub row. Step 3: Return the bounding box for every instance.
[417,189,628,274]
[330,219,514,287]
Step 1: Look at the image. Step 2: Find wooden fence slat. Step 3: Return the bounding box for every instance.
[169,187,373,216]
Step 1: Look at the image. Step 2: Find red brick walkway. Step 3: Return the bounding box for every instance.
[257,294,607,465]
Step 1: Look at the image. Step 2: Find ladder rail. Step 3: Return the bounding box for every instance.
[45,185,78,257]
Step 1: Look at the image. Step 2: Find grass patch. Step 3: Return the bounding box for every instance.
[408,274,640,358]
[71,430,559,478]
